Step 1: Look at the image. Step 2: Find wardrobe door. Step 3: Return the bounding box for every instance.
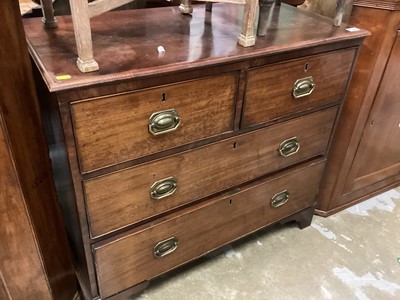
[344,30,400,193]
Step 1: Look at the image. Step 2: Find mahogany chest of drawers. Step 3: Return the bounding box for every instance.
[24,3,367,299]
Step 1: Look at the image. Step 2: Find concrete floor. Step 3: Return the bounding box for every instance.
[138,187,400,300]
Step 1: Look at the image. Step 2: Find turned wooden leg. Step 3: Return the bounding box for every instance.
[40,0,58,29]
[238,0,257,47]
[333,0,346,26]
[179,0,193,14]
[69,0,99,73]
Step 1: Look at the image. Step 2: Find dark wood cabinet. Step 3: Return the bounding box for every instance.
[317,0,400,215]
[0,0,77,299]
[24,3,367,299]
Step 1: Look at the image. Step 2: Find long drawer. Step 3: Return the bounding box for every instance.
[242,48,355,128]
[70,73,238,173]
[93,159,325,299]
[84,107,337,238]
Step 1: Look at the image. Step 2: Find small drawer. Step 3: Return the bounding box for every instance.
[93,159,325,299]
[70,74,238,173]
[84,107,337,238]
[242,48,356,128]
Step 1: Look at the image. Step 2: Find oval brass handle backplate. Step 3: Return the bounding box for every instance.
[153,237,179,258]
[148,109,180,136]
[279,137,300,157]
[150,177,178,200]
[271,190,290,208]
[293,76,315,99]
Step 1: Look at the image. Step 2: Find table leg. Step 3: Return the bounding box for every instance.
[257,0,275,36]
[69,0,99,72]
[179,0,193,14]
[333,0,346,26]
[40,0,58,29]
[238,0,257,47]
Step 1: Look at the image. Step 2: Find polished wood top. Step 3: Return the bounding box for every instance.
[23,3,368,92]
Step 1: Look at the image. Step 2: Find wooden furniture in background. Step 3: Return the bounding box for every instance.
[333,0,347,26]
[38,0,347,73]
[300,0,354,24]
[317,0,400,215]
[39,0,258,72]
[179,0,258,47]
[25,3,367,299]
[0,0,77,299]
[39,0,135,72]
[283,0,305,5]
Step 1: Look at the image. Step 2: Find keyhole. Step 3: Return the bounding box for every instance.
[304,62,309,72]
[162,93,167,102]
[233,142,237,149]
[229,199,233,204]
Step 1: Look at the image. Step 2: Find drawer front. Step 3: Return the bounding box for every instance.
[84,107,337,238]
[242,48,355,128]
[93,159,325,299]
[71,74,238,173]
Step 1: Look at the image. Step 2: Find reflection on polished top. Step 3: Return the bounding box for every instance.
[23,3,368,91]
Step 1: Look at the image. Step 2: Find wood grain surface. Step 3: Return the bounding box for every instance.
[0,115,51,300]
[71,74,237,172]
[85,107,336,238]
[243,48,356,127]
[0,0,77,298]
[354,0,400,10]
[94,159,325,298]
[316,6,400,214]
[25,2,368,297]
[344,31,400,192]
[23,3,368,92]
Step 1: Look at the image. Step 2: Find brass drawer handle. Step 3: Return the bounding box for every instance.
[150,177,178,200]
[279,137,300,157]
[153,237,179,258]
[293,76,315,99]
[271,190,290,208]
[149,109,181,136]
